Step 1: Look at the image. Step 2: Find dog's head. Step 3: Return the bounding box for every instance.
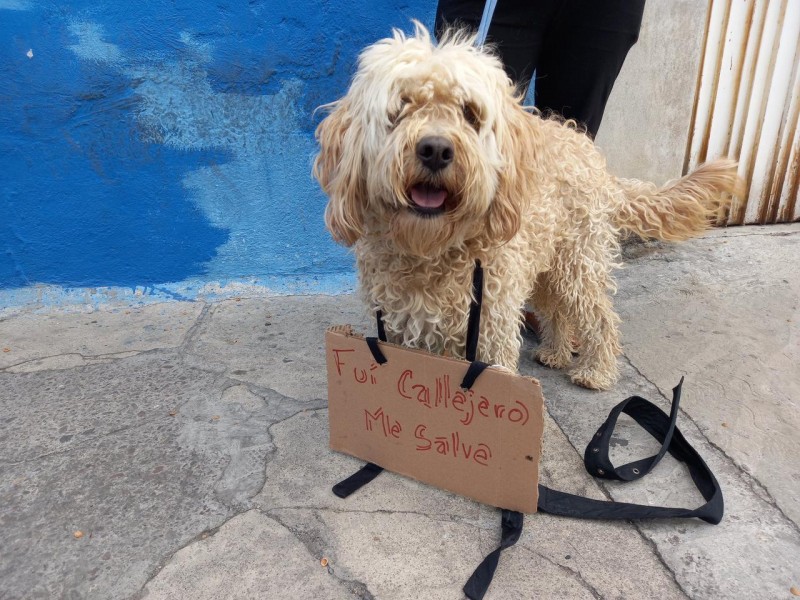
[314,22,536,256]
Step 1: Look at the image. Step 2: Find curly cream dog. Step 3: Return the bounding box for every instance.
[314,24,741,390]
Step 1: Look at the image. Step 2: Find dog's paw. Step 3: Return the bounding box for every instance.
[569,366,617,391]
[534,347,572,370]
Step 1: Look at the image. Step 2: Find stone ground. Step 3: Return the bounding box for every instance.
[1,224,798,600]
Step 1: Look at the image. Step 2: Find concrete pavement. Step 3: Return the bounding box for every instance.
[1,224,798,599]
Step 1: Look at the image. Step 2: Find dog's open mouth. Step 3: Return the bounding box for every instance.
[408,184,448,216]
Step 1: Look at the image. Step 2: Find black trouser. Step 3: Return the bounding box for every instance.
[435,0,646,137]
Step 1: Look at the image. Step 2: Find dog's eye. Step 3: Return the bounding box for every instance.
[463,103,481,130]
[389,95,412,127]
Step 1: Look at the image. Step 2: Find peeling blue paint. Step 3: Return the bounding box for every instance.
[0,0,32,11]
[0,273,358,317]
[68,21,121,63]
[0,0,434,308]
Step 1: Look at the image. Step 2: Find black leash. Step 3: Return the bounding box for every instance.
[331,260,723,599]
[462,377,723,599]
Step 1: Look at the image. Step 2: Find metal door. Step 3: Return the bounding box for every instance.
[685,0,800,224]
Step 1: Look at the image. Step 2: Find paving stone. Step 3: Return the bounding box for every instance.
[615,226,800,526]
[185,296,370,401]
[0,353,286,599]
[522,348,800,599]
[139,510,359,600]
[0,302,203,372]
[256,408,687,599]
[1,224,798,599]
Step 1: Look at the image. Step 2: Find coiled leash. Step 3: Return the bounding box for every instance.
[332,260,724,599]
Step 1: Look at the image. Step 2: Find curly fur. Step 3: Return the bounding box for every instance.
[314,23,742,390]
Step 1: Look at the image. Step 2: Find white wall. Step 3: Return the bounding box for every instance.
[596,0,710,184]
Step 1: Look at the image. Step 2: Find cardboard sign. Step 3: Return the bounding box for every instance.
[326,325,544,513]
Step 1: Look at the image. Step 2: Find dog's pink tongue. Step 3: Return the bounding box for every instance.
[411,185,447,208]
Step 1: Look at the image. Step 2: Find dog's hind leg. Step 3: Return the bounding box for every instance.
[544,235,622,390]
[531,273,574,371]
[568,288,621,390]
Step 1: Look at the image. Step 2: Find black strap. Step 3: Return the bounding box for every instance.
[460,360,490,389]
[463,509,523,600]
[465,378,724,599]
[376,310,387,343]
[363,311,389,366]
[537,377,723,524]
[459,261,514,599]
[332,462,384,498]
[364,337,387,365]
[465,260,483,362]
[336,263,724,600]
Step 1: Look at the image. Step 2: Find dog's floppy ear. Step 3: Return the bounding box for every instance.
[486,98,537,243]
[313,99,366,246]
[486,175,522,243]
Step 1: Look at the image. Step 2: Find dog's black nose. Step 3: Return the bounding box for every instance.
[416,136,454,172]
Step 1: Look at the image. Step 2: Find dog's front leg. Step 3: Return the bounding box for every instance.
[471,278,524,371]
[478,309,523,371]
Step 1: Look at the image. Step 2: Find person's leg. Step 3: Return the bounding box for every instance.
[534,0,645,137]
[435,0,558,93]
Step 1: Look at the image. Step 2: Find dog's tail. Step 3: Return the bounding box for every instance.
[613,159,744,241]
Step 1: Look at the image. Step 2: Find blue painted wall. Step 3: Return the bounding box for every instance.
[0,0,435,304]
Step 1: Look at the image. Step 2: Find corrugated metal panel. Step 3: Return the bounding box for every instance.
[685,0,800,224]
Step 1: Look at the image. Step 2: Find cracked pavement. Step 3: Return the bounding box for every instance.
[1,225,798,599]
